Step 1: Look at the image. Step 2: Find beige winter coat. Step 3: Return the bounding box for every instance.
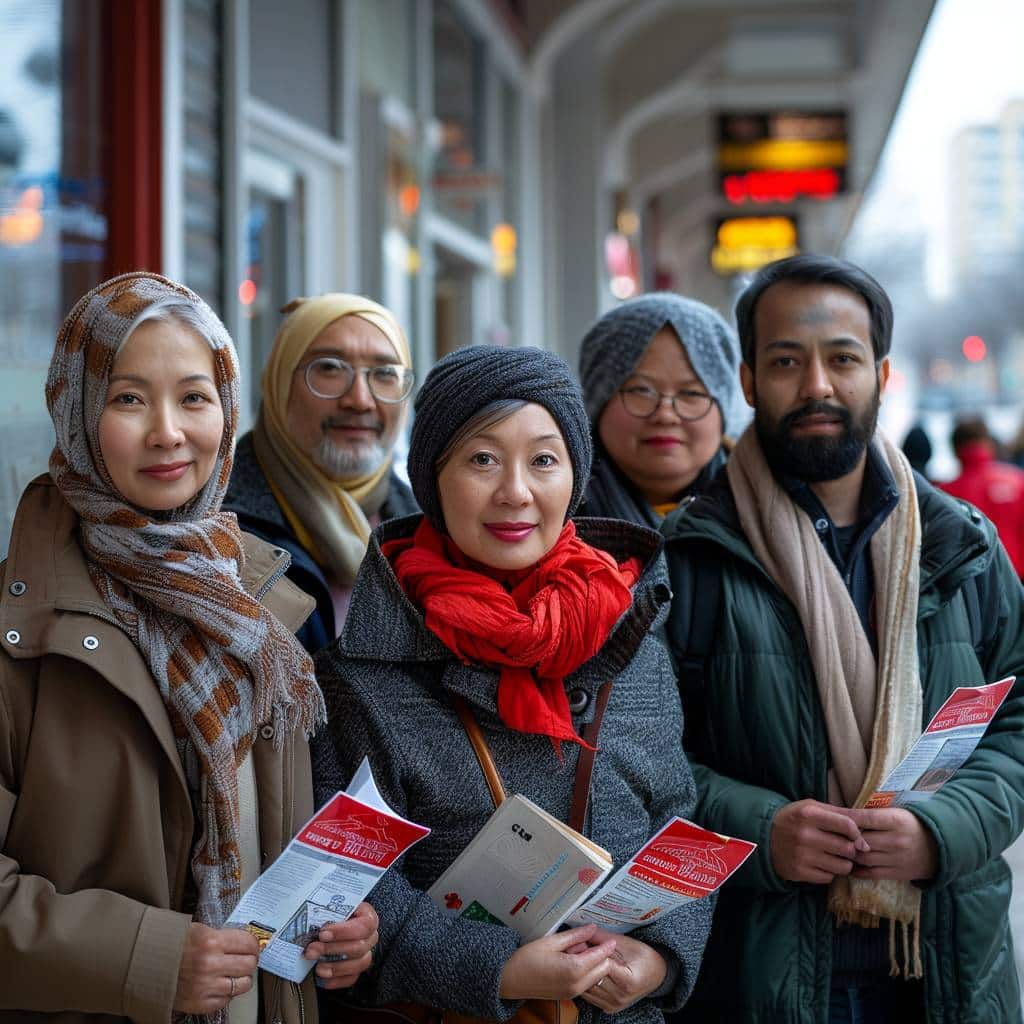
[0,476,320,1023]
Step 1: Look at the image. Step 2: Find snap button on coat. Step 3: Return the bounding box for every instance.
[260,724,275,741]
[8,581,26,596]
[82,636,99,651]
[568,688,589,714]
[4,630,20,645]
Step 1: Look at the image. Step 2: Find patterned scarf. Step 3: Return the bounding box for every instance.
[253,293,412,584]
[384,518,641,753]
[46,273,325,944]
[727,427,924,976]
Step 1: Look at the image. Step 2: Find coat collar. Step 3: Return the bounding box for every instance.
[333,512,671,719]
[1,476,314,800]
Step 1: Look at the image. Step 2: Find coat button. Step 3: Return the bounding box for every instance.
[8,581,26,596]
[82,635,100,650]
[568,688,589,714]
[4,630,20,645]
[260,724,275,740]
[814,517,829,532]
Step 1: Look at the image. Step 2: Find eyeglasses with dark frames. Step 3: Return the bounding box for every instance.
[299,357,414,404]
[617,384,714,421]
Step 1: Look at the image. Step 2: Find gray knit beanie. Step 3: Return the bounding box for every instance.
[579,292,743,436]
[409,345,593,532]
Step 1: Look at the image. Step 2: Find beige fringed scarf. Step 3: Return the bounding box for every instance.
[727,426,924,978]
[254,293,412,584]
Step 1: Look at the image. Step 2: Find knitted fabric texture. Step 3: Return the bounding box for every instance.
[382,518,641,752]
[45,273,325,948]
[726,426,924,975]
[408,345,593,532]
[253,292,412,584]
[578,292,743,436]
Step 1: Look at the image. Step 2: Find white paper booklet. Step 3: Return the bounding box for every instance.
[428,793,614,942]
[225,758,430,982]
[866,677,1016,808]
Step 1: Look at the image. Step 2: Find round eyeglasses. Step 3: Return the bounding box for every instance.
[617,385,714,421]
[301,357,414,404]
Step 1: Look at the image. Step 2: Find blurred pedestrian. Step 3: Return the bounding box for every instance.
[578,293,742,525]
[312,345,712,1024]
[0,273,377,1023]
[661,255,1024,1023]
[224,294,418,655]
[939,416,1024,578]
[900,423,932,478]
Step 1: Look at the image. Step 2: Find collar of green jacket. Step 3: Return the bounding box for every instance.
[662,462,995,618]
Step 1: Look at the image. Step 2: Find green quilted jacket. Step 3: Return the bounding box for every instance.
[661,473,1024,1023]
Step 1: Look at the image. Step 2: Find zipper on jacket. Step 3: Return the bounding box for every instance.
[256,550,293,600]
[291,980,306,1024]
[271,977,284,1023]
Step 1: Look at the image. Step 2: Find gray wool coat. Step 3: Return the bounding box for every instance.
[312,513,712,1024]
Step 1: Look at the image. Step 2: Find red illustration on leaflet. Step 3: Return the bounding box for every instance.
[297,792,430,869]
[925,678,1015,733]
[628,819,755,898]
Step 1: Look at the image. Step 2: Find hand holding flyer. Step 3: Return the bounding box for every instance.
[225,758,429,982]
[866,677,1016,808]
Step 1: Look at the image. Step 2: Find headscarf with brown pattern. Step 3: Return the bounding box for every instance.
[46,272,324,938]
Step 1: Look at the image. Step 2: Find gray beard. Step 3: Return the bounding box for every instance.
[312,436,388,479]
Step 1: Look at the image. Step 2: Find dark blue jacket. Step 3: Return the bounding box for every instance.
[223,432,418,655]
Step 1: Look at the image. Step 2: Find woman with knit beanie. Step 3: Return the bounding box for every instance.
[0,273,376,1024]
[312,345,711,1024]
[578,293,743,526]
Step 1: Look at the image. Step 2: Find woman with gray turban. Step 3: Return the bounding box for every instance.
[312,344,711,1024]
[579,293,742,526]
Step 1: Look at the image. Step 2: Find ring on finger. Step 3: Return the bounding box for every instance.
[596,977,606,989]
[229,977,236,998]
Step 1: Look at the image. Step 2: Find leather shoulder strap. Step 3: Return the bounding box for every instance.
[568,682,612,833]
[451,695,507,809]
[452,682,613,832]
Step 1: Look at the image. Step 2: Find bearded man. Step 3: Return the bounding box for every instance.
[661,255,1024,1024]
[225,294,417,654]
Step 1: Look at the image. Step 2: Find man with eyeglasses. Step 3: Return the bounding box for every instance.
[225,293,418,654]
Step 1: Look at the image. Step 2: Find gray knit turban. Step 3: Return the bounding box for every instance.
[409,345,593,532]
[579,292,743,436]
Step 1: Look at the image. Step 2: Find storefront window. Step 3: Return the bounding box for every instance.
[432,1,488,233]
[0,0,109,554]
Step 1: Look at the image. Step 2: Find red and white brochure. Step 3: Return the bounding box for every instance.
[568,818,756,933]
[866,676,1016,809]
[225,758,429,983]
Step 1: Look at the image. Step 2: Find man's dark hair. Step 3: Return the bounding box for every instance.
[734,253,894,368]
[951,416,991,453]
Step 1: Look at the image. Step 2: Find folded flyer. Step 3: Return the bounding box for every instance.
[866,676,1016,808]
[567,817,756,933]
[225,758,430,982]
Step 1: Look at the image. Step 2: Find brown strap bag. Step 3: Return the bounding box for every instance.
[345,684,612,1024]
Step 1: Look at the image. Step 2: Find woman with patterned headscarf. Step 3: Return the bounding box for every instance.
[0,273,376,1023]
[578,293,743,526]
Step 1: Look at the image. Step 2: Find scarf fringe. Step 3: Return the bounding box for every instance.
[830,907,922,981]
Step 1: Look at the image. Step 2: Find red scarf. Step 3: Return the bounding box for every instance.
[383,519,642,752]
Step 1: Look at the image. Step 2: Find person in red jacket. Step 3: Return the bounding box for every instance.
[939,417,1024,578]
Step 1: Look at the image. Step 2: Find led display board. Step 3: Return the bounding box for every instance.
[710,215,799,275]
[717,111,848,204]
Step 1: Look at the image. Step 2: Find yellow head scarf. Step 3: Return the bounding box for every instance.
[253,294,413,583]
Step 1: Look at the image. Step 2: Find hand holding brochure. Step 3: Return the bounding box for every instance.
[225,758,429,982]
[428,794,755,940]
[866,677,1015,808]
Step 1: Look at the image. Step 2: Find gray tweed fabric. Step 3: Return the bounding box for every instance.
[407,345,593,532]
[579,293,743,436]
[312,513,712,1023]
